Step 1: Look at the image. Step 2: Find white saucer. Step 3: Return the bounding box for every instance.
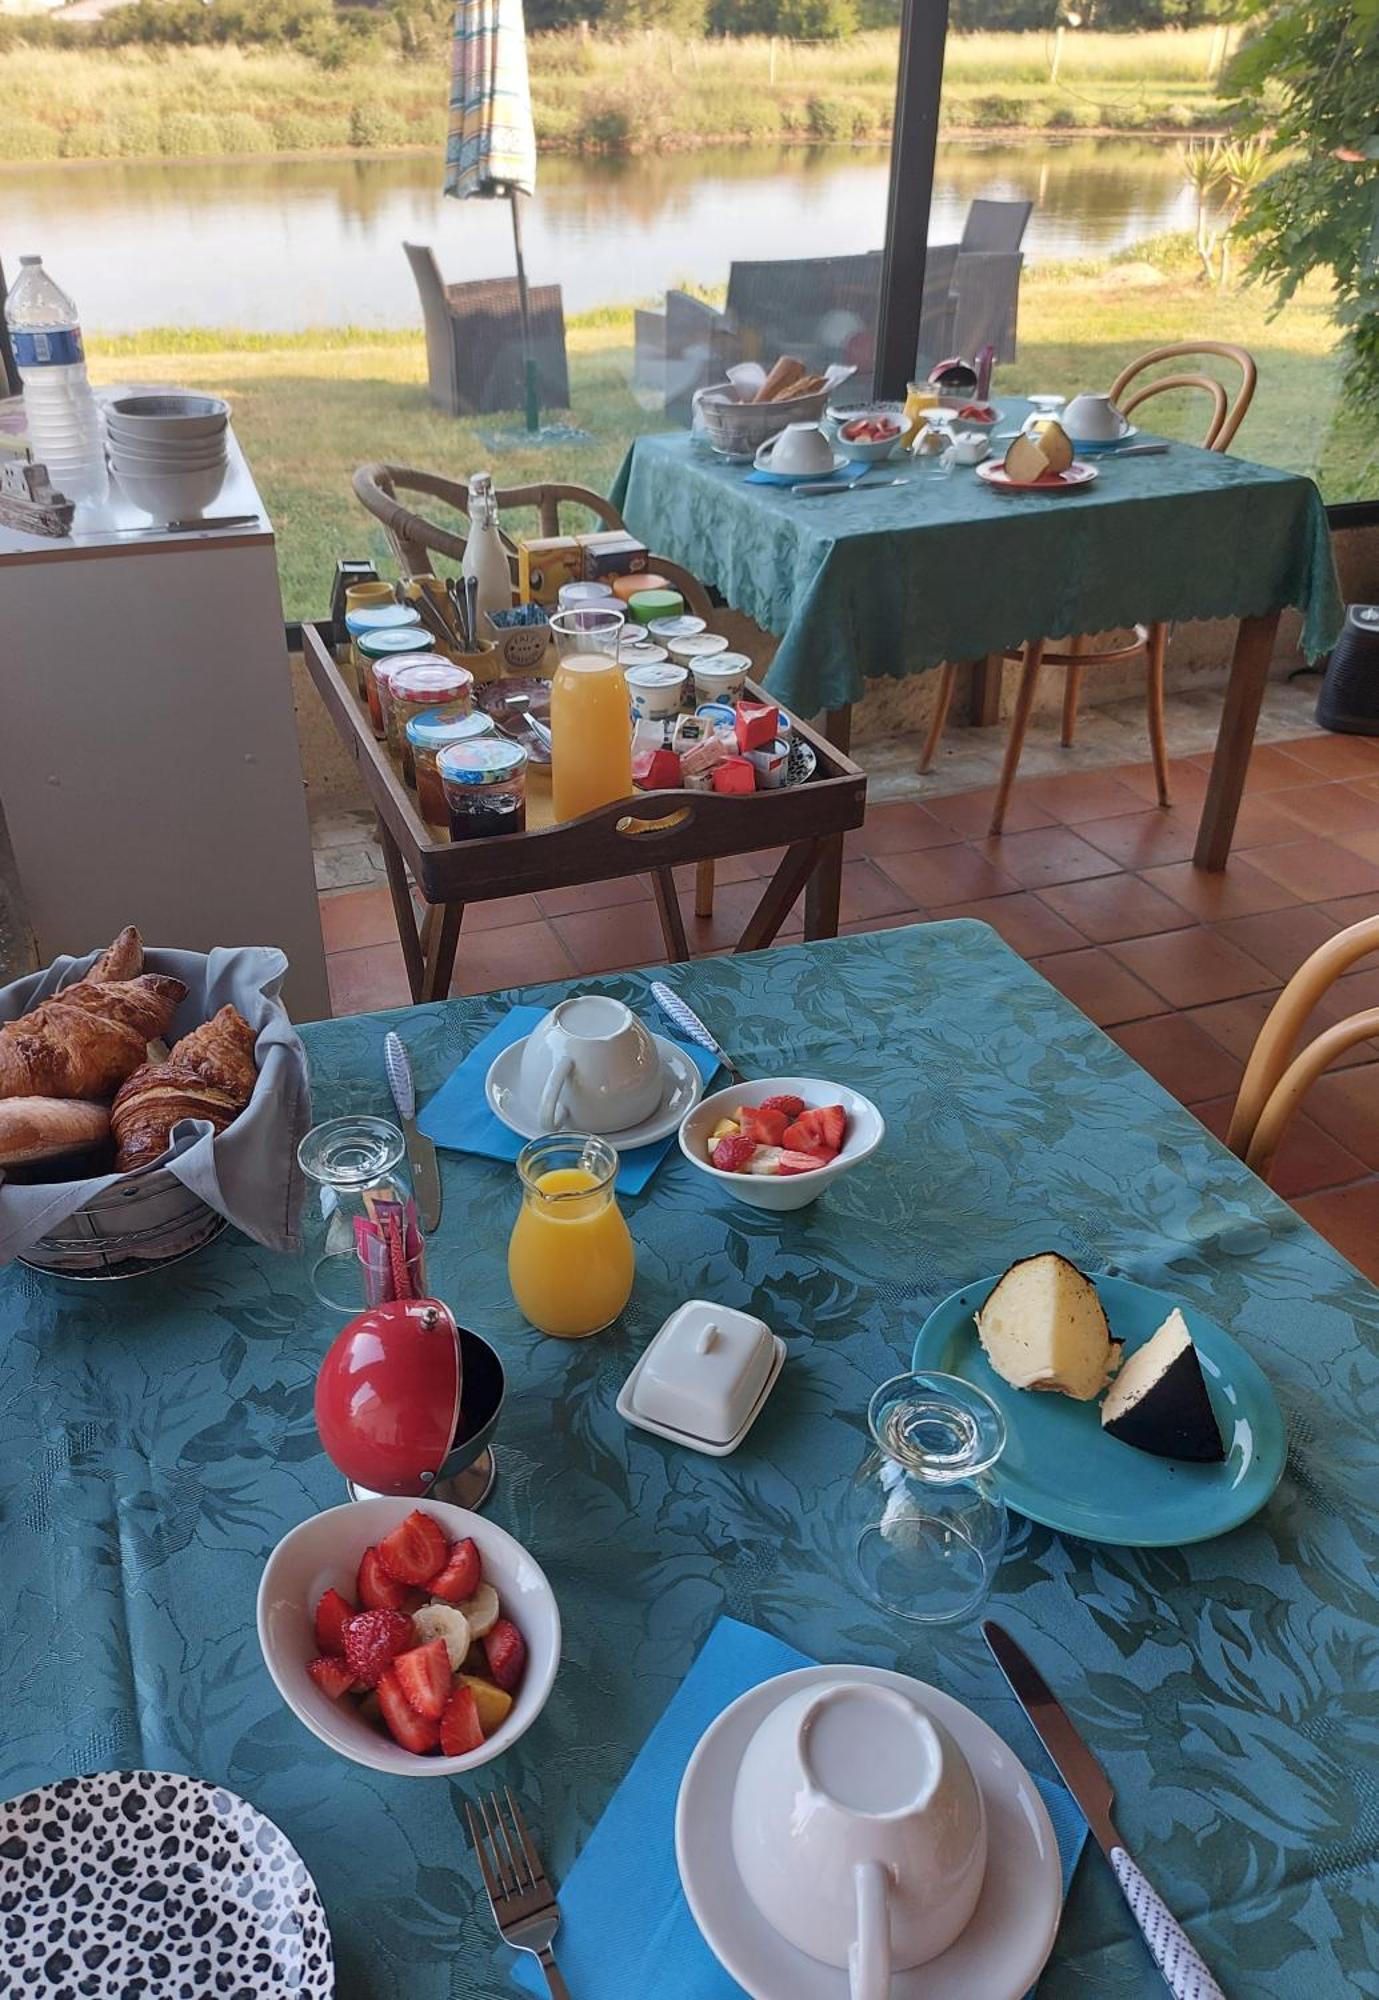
[676,1664,1062,2000]
[485,1031,705,1145]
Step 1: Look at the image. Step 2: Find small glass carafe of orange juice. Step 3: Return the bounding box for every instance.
[507,1135,635,1339]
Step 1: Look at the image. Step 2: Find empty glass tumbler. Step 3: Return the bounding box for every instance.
[297,1115,425,1312]
[850,1370,1008,1625]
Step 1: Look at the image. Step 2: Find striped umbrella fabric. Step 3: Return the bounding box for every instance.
[445,0,537,201]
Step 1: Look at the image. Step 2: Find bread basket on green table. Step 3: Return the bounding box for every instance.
[695,379,831,460]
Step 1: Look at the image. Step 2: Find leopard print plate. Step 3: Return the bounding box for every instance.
[0,1770,334,1998]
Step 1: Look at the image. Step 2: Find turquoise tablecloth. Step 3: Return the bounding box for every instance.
[3,923,1376,1999]
[610,417,1345,716]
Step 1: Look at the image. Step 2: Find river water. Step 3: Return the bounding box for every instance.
[3,138,1194,335]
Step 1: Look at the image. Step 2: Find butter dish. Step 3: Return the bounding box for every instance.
[617,1299,785,1456]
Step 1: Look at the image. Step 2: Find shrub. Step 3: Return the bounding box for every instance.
[1160,102,1200,131]
[271,111,349,149]
[349,103,411,147]
[1,116,62,162]
[108,109,163,154]
[160,111,222,155]
[580,96,636,149]
[806,95,853,140]
[1045,102,1083,129]
[965,93,1026,127]
[217,111,277,152]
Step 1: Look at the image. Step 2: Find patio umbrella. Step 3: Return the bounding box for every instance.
[444,0,541,433]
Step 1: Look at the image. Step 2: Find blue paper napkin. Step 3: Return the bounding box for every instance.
[416,1004,720,1197]
[511,1615,1087,1998]
[744,460,875,488]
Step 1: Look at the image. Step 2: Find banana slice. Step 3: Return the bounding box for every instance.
[411,1603,471,1669]
[456,1584,499,1639]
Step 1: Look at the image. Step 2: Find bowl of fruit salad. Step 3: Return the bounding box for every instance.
[678,1076,884,1212]
[834,411,904,463]
[257,1497,560,1777]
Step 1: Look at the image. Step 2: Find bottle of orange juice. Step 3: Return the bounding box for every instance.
[549,608,633,823]
[508,1135,635,1338]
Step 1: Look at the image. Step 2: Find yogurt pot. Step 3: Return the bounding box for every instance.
[620,641,670,667]
[558,580,615,610]
[747,735,791,788]
[626,661,689,722]
[691,649,752,705]
[649,615,707,645]
[668,631,730,669]
[696,701,737,729]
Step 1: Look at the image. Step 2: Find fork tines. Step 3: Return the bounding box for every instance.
[465,1787,553,1917]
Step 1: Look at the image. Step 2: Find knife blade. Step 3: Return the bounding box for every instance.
[383,1031,442,1234]
[983,1622,1225,2000]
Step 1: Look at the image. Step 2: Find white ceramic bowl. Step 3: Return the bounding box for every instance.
[834,411,904,463]
[679,1075,885,1212]
[109,445,228,476]
[107,425,228,461]
[257,1496,561,1778]
[112,461,228,518]
[105,392,230,438]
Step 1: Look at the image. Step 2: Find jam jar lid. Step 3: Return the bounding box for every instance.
[405,707,495,750]
[344,603,421,636]
[388,661,473,704]
[437,738,529,787]
[357,627,435,659]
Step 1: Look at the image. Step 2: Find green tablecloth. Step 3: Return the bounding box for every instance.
[3,923,1375,1998]
[610,417,1345,716]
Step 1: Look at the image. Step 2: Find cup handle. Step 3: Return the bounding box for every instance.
[536,1052,572,1131]
[848,1860,891,2000]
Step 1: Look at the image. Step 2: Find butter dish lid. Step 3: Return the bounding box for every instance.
[625,1299,779,1447]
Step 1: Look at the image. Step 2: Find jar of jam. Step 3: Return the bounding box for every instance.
[345,603,420,704]
[438,738,528,841]
[384,660,475,775]
[357,629,431,740]
[406,707,496,826]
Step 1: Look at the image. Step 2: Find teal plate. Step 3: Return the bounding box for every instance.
[911,1272,1286,1547]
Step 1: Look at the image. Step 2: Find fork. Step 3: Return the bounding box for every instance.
[465,1787,570,1998]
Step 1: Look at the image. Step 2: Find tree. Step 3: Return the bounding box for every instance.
[1231,0,1379,407]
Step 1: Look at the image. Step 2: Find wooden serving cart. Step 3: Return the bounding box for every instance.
[302,622,868,1006]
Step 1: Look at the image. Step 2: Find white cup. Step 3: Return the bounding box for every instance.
[941,430,991,468]
[518,995,664,1134]
[1062,391,1128,441]
[626,662,688,721]
[730,1677,987,1999]
[757,422,835,477]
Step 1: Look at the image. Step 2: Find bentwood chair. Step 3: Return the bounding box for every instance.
[1227,917,1379,1184]
[919,341,1258,834]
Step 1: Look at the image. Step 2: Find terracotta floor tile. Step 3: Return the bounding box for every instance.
[1076,807,1203,870]
[1292,1179,1379,1284]
[1300,1065,1379,1169]
[976,825,1119,890]
[1274,734,1379,780]
[1231,793,1349,851]
[327,943,412,1016]
[875,843,1018,909]
[922,786,1055,837]
[535,875,653,919]
[1270,781,1379,840]
[1191,1094,1369,1200]
[674,855,763,891]
[1036,873,1194,944]
[319,886,399,955]
[1319,893,1379,928]
[1021,769,1151,824]
[1185,990,1283,1063]
[1110,927,1275,1009]
[836,859,920,924]
[1335,827,1379,866]
[1110,1015,1245,1103]
[464,893,547,934]
[1188,742,1313,792]
[1139,856,1300,921]
[1028,946,1162,1027]
[678,879,791,953]
[451,918,576,995]
[938,893,1084,958]
[1245,837,1379,903]
[845,800,957,857]
[1215,905,1344,983]
[1112,757,1210,807]
[551,900,676,976]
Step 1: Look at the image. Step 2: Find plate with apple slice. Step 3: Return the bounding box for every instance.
[975,459,1098,493]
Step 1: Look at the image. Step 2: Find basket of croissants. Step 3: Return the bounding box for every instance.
[0,927,311,1277]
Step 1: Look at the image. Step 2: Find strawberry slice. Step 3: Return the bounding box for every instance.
[314,1588,355,1656]
[739,1105,789,1148]
[776,1150,824,1176]
[782,1106,846,1159]
[357,1545,417,1612]
[343,1607,415,1687]
[391,1638,452,1721]
[376,1509,449,1587]
[484,1618,528,1694]
[428,1537,482,1606]
[376,1668,441,1754]
[710,1133,757,1173]
[759,1094,806,1118]
[439,1682,484,1756]
[306,1655,355,1701]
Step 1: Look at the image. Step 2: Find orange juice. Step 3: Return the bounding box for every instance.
[550,655,634,822]
[508,1140,634,1339]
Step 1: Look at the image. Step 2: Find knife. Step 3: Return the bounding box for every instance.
[383,1031,442,1234]
[983,1622,1225,2000]
[649,981,744,1086]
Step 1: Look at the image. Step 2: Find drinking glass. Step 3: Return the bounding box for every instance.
[507,1134,634,1339]
[549,606,625,661]
[297,1115,424,1312]
[849,1370,1007,1625]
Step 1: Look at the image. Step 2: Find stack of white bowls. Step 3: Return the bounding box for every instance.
[104,392,230,520]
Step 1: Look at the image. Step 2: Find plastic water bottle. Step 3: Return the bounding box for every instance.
[4,255,107,504]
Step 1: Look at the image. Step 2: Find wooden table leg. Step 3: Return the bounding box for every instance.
[650,866,690,962]
[804,832,844,940]
[821,703,853,754]
[738,840,822,951]
[694,860,716,919]
[419,901,464,1003]
[1194,611,1281,872]
[967,654,1003,727]
[378,815,426,1004]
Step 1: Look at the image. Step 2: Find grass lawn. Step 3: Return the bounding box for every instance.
[87,256,1372,624]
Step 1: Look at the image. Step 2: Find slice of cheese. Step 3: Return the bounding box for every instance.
[1003,434,1050,483]
[1030,418,1074,473]
[1099,1308,1225,1462]
[976,1252,1120,1401]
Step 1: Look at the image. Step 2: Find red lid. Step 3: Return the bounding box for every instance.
[314,1297,461,1495]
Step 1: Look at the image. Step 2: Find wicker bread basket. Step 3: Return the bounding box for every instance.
[696,380,831,458]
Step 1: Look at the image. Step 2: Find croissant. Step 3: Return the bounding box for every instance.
[0,973,187,1102]
[88,926,143,983]
[111,1006,258,1171]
